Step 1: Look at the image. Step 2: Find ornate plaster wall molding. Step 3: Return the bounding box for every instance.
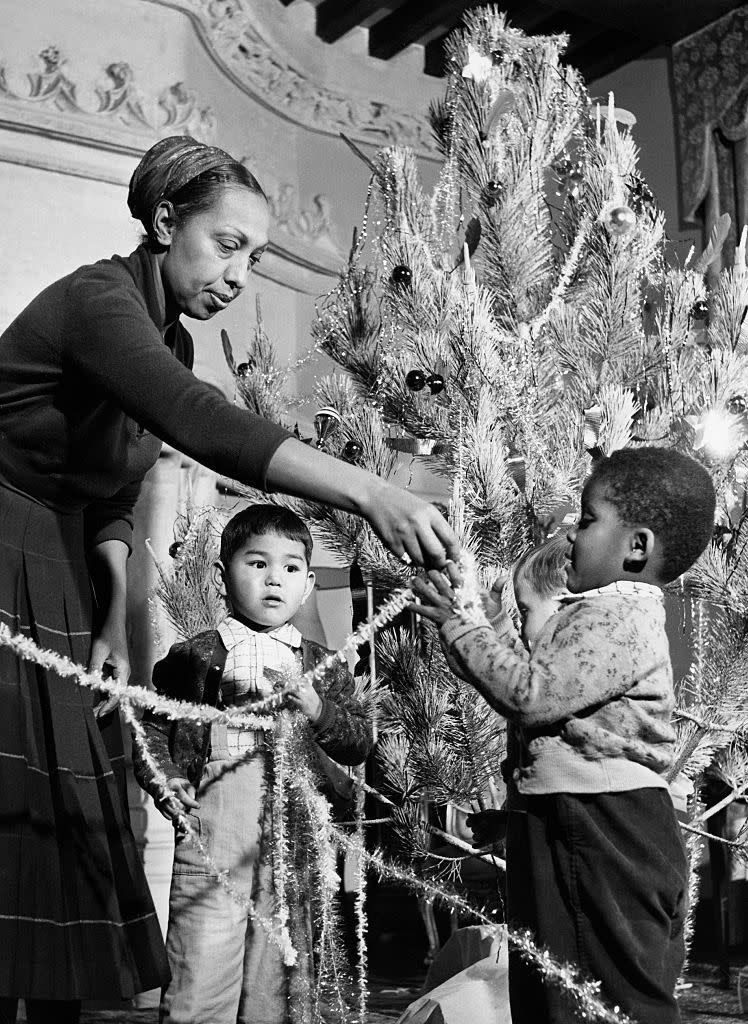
[241,153,339,251]
[0,45,216,152]
[146,0,438,156]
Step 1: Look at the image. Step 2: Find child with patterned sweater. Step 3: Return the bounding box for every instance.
[411,447,716,1024]
[134,505,372,1024]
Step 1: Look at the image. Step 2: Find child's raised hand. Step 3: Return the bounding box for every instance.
[283,677,323,724]
[481,572,509,619]
[408,561,462,626]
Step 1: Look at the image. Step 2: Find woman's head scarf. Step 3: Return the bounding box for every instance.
[127,135,240,225]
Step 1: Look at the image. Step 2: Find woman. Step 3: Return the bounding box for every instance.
[0,136,457,1023]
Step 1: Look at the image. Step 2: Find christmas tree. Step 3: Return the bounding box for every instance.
[151,5,748,1020]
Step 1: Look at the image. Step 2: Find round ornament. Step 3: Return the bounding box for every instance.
[168,541,182,559]
[690,298,709,322]
[483,180,504,206]
[341,440,363,463]
[490,47,503,65]
[405,369,427,392]
[391,265,413,288]
[602,204,636,237]
[237,362,252,378]
[728,395,746,415]
[426,373,446,395]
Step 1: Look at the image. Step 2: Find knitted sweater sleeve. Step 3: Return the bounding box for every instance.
[83,477,142,551]
[66,268,291,489]
[440,599,647,727]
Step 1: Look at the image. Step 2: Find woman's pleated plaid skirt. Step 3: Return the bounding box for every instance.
[0,484,169,1000]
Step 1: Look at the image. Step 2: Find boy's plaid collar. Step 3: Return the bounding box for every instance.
[560,580,663,603]
[218,615,302,650]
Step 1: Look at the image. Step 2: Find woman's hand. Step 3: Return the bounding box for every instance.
[283,677,323,723]
[359,479,460,568]
[408,562,462,626]
[155,778,200,824]
[264,439,460,568]
[89,618,130,718]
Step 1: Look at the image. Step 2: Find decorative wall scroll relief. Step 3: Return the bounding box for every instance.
[241,154,339,250]
[147,0,438,156]
[0,46,216,148]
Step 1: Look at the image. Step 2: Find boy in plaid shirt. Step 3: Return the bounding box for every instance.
[135,505,372,1024]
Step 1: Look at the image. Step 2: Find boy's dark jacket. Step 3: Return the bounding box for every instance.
[132,628,372,815]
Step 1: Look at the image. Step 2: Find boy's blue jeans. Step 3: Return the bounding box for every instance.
[160,745,291,1024]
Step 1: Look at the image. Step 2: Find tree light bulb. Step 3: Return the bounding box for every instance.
[698,409,741,460]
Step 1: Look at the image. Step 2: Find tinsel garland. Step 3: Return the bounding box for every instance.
[0,621,283,729]
[280,713,353,1023]
[353,765,368,1024]
[0,584,424,735]
[0,577,649,1022]
[530,218,592,335]
[119,695,298,965]
[450,551,486,624]
[681,823,705,972]
[271,710,293,965]
[328,831,634,1024]
[288,762,636,1024]
[303,586,415,687]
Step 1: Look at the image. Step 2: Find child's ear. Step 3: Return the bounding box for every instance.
[623,527,655,574]
[211,559,228,599]
[301,569,316,605]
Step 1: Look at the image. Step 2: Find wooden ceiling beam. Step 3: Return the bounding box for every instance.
[316,0,399,44]
[368,0,476,60]
[424,32,450,77]
[501,0,561,33]
[526,11,609,51]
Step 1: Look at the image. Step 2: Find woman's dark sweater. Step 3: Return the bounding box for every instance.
[0,244,290,549]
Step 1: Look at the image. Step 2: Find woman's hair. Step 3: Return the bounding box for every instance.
[127,135,266,244]
[512,533,568,598]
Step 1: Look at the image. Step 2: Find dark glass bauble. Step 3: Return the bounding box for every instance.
[405,369,427,391]
[391,265,413,288]
[483,180,504,206]
[237,362,252,378]
[342,440,363,463]
[728,395,747,415]
[426,373,446,395]
[691,299,709,322]
[168,541,182,558]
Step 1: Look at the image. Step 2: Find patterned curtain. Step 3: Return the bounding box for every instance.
[672,5,748,272]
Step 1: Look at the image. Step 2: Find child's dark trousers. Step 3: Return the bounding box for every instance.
[506,788,688,1024]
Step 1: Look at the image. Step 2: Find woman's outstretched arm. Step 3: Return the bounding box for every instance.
[266,437,459,568]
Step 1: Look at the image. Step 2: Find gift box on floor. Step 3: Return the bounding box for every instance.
[396,926,510,1024]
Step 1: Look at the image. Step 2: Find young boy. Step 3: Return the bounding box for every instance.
[412,447,716,1024]
[134,504,373,1024]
